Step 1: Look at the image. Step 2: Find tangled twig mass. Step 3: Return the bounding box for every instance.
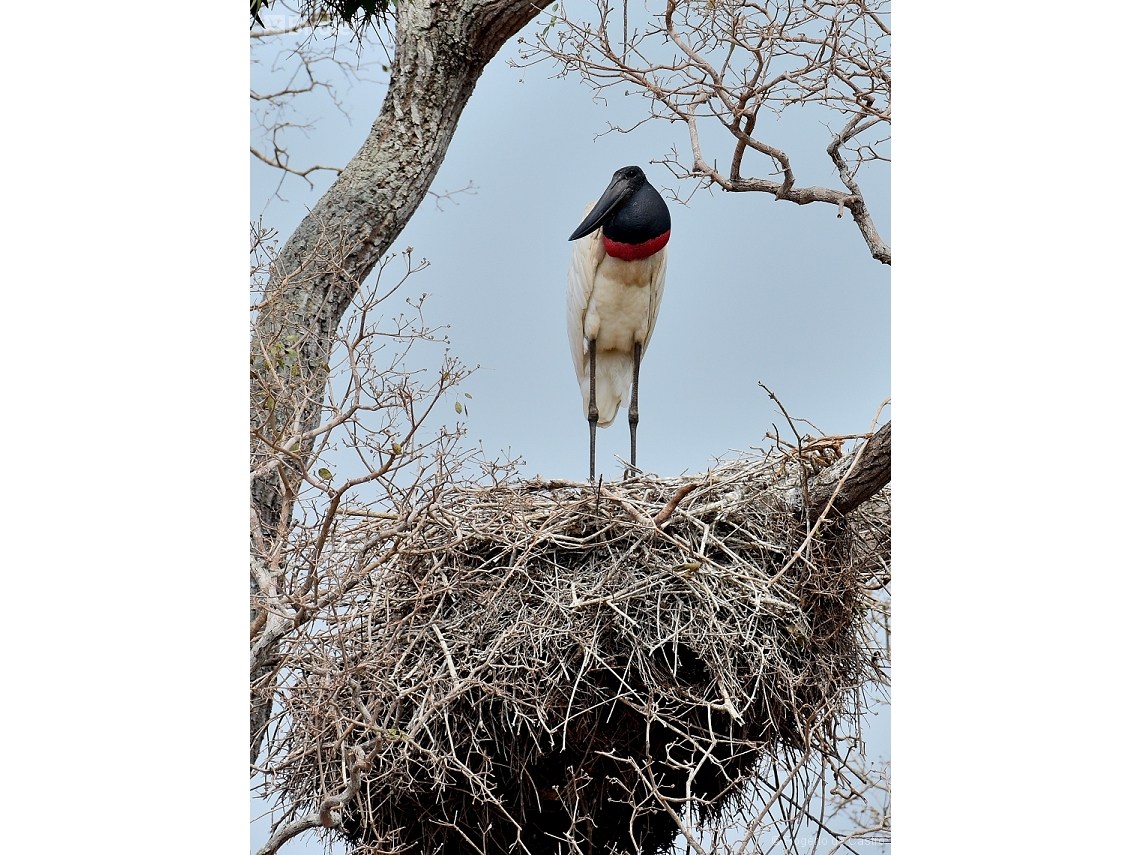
[258,441,890,854]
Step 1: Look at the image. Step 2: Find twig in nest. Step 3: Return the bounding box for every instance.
[654,483,698,526]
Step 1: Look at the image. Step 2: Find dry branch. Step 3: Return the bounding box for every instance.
[807,422,891,521]
[519,0,891,264]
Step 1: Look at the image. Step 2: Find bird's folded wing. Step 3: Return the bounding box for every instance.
[644,246,668,351]
[565,204,606,384]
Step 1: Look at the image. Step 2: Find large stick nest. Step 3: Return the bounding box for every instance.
[269,442,890,855]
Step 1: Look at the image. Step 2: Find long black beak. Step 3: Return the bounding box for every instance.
[568,173,634,241]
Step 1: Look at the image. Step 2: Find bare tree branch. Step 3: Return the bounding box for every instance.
[518,0,891,264]
[250,143,342,186]
[807,421,891,520]
[254,746,370,855]
[250,4,391,194]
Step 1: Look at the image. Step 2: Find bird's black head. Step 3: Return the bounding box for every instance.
[568,165,656,242]
[612,165,647,188]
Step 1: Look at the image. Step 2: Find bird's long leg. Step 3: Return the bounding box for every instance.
[588,338,598,482]
[629,341,641,473]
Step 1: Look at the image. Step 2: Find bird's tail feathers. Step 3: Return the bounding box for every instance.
[580,349,633,428]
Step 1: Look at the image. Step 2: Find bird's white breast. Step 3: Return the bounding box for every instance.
[583,254,661,351]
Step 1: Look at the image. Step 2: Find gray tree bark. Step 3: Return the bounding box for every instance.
[250,0,552,762]
[804,421,891,522]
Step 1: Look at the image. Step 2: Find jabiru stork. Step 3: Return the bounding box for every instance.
[566,165,671,481]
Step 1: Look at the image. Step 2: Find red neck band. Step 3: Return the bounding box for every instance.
[602,230,670,261]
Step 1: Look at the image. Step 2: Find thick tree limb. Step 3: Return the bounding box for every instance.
[805,421,891,522]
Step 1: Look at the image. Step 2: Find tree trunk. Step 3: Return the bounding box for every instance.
[250,0,552,762]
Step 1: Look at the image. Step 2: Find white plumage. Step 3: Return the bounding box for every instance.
[566,202,668,427]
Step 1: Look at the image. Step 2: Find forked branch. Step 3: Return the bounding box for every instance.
[518,0,891,264]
